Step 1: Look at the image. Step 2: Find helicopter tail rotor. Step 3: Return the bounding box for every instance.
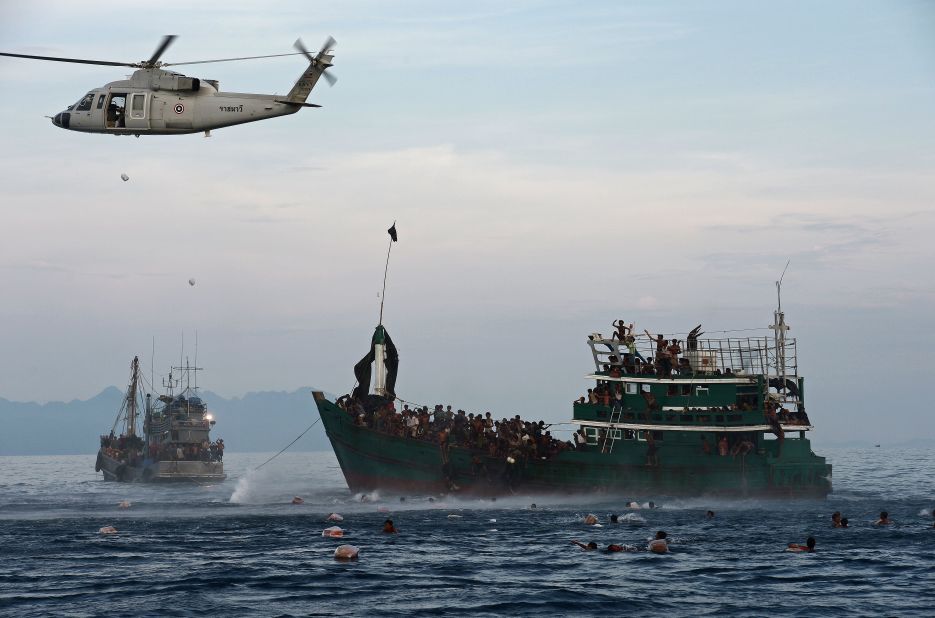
[294,36,337,86]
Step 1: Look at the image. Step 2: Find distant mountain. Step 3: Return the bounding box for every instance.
[0,387,329,456]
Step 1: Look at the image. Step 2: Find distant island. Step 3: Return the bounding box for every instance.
[0,387,329,456]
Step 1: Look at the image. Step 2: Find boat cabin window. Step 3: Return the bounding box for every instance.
[96,94,106,109]
[75,92,95,111]
[625,383,637,395]
[640,384,651,393]
[696,386,709,396]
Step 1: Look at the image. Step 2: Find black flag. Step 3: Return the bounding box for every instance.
[387,222,398,242]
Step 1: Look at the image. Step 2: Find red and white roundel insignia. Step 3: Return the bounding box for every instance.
[174,103,185,114]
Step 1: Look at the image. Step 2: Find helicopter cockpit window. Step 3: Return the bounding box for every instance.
[96,94,105,110]
[75,93,95,112]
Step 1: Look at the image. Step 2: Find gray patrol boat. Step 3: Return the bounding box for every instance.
[96,356,226,483]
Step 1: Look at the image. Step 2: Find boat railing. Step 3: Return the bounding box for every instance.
[588,334,797,380]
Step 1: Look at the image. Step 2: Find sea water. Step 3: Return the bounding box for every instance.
[1,447,933,617]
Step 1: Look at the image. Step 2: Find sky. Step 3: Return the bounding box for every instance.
[0,0,933,445]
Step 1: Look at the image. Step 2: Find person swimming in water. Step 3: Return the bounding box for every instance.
[706,510,715,519]
[609,514,619,523]
[875,511,892,525]
[831,511,842,528]
[583,514,599,525]
[787,537,816,552]
[571,540,598,551]
[382,519,397,533]
[649,531,668,554]
[840,518,849,528]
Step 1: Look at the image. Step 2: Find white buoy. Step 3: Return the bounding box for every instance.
[326,513,344,522]
[334,545,360,560]
[120,173,129,182]
[322,526,344,537]
[99,526,118,535]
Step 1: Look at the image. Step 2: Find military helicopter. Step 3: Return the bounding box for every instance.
[0,35,336,136]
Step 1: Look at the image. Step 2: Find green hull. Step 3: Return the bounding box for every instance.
[315,393,831,498]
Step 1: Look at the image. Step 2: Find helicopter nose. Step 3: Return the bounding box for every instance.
[52,111,70,129]
[51,113,61,127]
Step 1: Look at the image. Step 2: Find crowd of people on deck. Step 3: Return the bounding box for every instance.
[336,395,576,462]
[99,431,223,464]
[592,320,707,378]
[147,438,224,463]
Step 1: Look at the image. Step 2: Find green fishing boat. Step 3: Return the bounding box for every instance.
[314,296,830,498]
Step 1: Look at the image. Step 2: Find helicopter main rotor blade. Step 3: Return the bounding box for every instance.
[0,52,135,67]
[164,51,307,67]
[147,35,177,66]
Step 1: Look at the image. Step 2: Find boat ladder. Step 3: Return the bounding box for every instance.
[602,407,623,454]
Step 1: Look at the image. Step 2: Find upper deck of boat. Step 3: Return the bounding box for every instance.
[586,331,799,384]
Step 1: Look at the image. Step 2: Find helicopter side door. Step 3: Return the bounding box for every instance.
[124,92,150,131]
[104,92,129,130]
[148,94,167,130]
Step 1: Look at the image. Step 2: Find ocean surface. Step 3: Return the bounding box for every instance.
[1,447,933,617]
